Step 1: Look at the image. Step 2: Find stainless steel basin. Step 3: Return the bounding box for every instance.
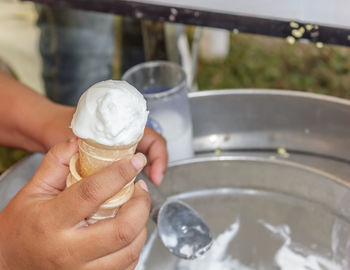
[138,156,350,269]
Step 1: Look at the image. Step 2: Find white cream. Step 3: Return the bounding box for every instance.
[137,219,344,270]
[71,80,148,146]
[176,219,247,270]
[259,220,343,270]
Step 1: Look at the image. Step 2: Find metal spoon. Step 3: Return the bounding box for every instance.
[137,172,213,260]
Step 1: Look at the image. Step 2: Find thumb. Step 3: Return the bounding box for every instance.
[29,138,78,194]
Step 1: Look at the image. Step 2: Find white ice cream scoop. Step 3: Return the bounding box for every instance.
[71,80,148,146]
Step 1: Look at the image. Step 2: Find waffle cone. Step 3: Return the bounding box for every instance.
[66,134,143,224]
[78,136,141,178]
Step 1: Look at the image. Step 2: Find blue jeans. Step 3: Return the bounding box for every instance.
[37,6,115,105]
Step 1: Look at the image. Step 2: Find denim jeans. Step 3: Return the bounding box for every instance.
[37,6,115,105]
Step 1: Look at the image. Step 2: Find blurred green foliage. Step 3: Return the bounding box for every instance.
[0,147,28,173]
[197,33,350,99]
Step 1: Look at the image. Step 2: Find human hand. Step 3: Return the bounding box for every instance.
[0,139,150,270]
[136,126,168,186]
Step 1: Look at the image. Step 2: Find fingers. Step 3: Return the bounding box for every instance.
[85,228,147,270]
[51,154,147,227]
[29,139,78,194]
[124,260,139,270]
[147,157,166,186]
[137,126,168,185]
[71,181,150,260]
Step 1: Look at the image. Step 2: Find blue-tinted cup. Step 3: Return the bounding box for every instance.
[122,61,194,162]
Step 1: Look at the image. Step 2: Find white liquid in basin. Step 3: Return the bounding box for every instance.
[137,219,343,270]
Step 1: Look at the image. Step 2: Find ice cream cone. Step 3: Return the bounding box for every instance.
[66,134,143,224]
[86,182,135,224]
[68,80,148,224]
[67,151,138,224]
[78,136,142,178]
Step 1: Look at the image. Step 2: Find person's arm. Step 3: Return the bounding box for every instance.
[0,71,75,152]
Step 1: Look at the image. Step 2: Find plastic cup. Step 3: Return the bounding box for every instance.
[122,61,194,162]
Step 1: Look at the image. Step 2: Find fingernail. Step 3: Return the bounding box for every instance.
[131,153,147,170]
[138,180,149,192]
[153,173,164,186]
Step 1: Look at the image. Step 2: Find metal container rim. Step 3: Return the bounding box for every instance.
[168,155,350,189]
[188,89,350,106]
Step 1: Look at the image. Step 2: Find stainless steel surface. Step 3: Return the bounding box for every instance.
[0,153,42,211]
[202,150,350,182]
[139,157,350,269]
[138,172,212,260]
[164,156,350,217]
[157,199,212,260]
[189,89,350,182]
[138,172,167,222]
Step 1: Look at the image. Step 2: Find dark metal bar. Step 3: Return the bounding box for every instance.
[26,0,350,47]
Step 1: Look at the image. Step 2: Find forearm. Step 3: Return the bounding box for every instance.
[0,71,74,152]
